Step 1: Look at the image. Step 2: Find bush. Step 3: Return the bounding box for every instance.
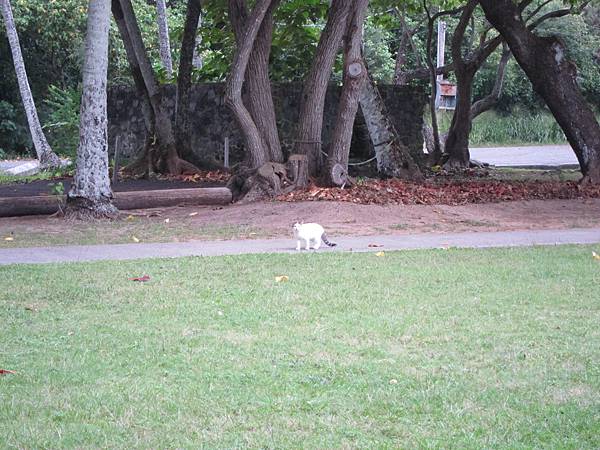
[43,85,81,157]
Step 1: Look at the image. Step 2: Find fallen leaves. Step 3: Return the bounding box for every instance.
[278,179,600,206]
[130,275,150,282]
[593,251,600,261]
[275,275,289,282]
[368,243,384,248]
[4,236,14,241]
[0,369,16,375]
[375,251,385,257]
[131,236,140,243]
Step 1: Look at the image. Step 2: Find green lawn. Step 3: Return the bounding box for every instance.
[1,247,599,448]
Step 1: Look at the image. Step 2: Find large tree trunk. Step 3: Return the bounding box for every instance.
[224,0,274,170]
[229,0,283,164]
[156,0,173,78]
[294,0,351,177]
[0,0,61,168]
[359,74,423,179]
[480,0,600,184]
[325,0,369,187]
[66,0,117,219]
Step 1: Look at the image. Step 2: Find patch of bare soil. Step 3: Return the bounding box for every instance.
[1,199,598,248]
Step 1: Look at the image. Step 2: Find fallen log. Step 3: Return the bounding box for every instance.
[0,187,232,217]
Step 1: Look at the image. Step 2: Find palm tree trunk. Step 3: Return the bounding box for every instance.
[66,0,117,218]
[0,0,61,168]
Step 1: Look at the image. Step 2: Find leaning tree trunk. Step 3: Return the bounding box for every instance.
[325,0,369,187]
[229,0,283,164]
[0,0,61,168]
[66,0,117,219]
[480,0,600,184]
[224,0,274,170]
[175,0,202,165]
[156,0,173,78]
[118,0,199,176]
[359,73,423,179]
[294,0,351,177]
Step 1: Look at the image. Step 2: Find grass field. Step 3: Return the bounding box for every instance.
[1,247,600,448]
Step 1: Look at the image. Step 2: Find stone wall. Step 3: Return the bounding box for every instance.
[107,83,426,166]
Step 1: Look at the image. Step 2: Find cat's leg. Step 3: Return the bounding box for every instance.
[313,238,321,250]
[305,238,310,250]
[296,239,301,251]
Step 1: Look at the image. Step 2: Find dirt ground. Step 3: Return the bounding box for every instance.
[1,198,599,248]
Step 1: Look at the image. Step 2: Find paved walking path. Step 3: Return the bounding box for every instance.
[1,228,599,266]
[470,145,578,167]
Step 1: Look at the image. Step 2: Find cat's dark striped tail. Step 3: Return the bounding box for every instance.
[322,234,337,247]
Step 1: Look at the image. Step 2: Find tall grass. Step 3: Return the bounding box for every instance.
[431,110,568,146]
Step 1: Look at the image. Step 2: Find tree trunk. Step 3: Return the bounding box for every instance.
[224,0,274,170]
[470,43,512,120]
[229,0,283,164]
[294,0,351,177]
[443,70,475,169]
[156,0,173,78]
[175,0,202,164]
[118,0,199,176]
[325,0,369,186]
[66,0,117,219]
[0,0,61,168]
[480,0,600,184]
[359,73,423,179]
[443,0,478,170]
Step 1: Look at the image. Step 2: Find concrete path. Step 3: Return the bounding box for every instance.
[1,228,599,266]
[470,145,578,167]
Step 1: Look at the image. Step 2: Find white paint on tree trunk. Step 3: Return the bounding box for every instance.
[68,0,115,214]
[0,0,60,168]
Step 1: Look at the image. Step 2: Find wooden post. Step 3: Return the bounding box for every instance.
[112,135,120,185]
[224,136,230,168]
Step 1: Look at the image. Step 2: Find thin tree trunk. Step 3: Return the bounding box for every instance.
[0,0,61,168]
[229,0,283,164]
[66,0,117,218]
[480,0,600,184]
[118,0,199,175]
[224,0,273,170]
[156,0,173,78]
[294,0,351,177]
[470,43,511,120]
[325,0,369,186]
[175,0,201,162]
[359,73,423,179]
[424,8,443,164]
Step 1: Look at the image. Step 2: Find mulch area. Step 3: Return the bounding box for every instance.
[278,179,600,206]
[0,171,229,198]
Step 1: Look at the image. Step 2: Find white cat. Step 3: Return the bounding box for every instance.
[292,222,337,251]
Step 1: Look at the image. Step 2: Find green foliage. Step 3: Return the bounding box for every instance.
[47,181,65,196]
[0,101,30,156]
[43,85,81,157]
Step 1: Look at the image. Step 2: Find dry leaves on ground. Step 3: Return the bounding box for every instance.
[279,179,600,206]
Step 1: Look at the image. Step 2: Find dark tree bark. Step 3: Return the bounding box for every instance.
[224,0,274,170]
[229,0,283,164]
[325,0,369,186]
[470,43,511,120]
[175,0,204,166]
[443,0,479,169]
[480,0,600,184]
[294,0,351,177]
[116,0,199,176]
